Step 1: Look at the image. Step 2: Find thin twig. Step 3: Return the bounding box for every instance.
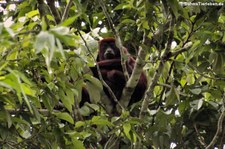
[61,0,73,22]
[139,16,175,119]
[7,108,59,116]
[46,0,61,24]
[189,63,225,81]
[193,123,207,147]
[16,30,39,36]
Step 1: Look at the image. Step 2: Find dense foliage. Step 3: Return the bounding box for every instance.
[0,0,225,148]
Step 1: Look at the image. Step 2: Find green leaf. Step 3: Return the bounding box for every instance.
[72,138,85,149]
[35,31,55,53]
[56,38,65,59]
[165,86,180,106]
[91,116,114,126]
[84,74,103,103]
[35,31,55,70]
[60,16,78,26]
[42,94,54,111]
[21,130,31,139]
[4,109,12,128]
[84,74,103,90]
[14,70,32,85]
[26,10,39,18]
[50,26,76,46]
[59,89,74,112]
[167,0,180,19]
[5,27,15,37]
[0,23,4,34]
[50,26,70,35]
[197,62,208,73]
[114,4,132,10]
[190,99,203,110]
[0,81,13,91]
[79,105,91,116]
[75,121,86,128]
[190,88,201,95]
[123,123,131,140]
[31,104,41,122]
[212,53,224,73]
[86,81,101,104]
[209,90,222,99]
[85,103,99,111]
[53,112,74,124]
[222,31,225,42]
[66,89,75,110]
[21,83,36,96]
[4,69,33,113]
[178,100,189,115]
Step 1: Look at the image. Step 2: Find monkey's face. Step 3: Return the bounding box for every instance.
[100,41,120,60]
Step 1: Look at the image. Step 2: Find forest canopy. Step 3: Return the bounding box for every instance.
[0,0,225,148]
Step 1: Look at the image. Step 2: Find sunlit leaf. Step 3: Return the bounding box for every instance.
[61,16,78,26]
[53,112,74,124]
[190,99,203,110]
[26,10,39,18]
[75,121,86,128]
[51,26,70,35]
[123,123,131,140]
[4,69,33,113]
[91,116,114,126]
[72,138,85,149]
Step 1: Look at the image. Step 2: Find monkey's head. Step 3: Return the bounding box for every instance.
[97,38,121,61]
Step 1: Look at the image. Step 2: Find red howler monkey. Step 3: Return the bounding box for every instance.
[88,38,147,110]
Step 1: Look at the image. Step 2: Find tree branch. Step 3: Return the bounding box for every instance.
[194,123,207,147]
[118,33,148,110]
[7,108,60,116]
[46,0,61,24]
[206,90,225,149]
[62,0,73,22]
[139,16,175,119]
